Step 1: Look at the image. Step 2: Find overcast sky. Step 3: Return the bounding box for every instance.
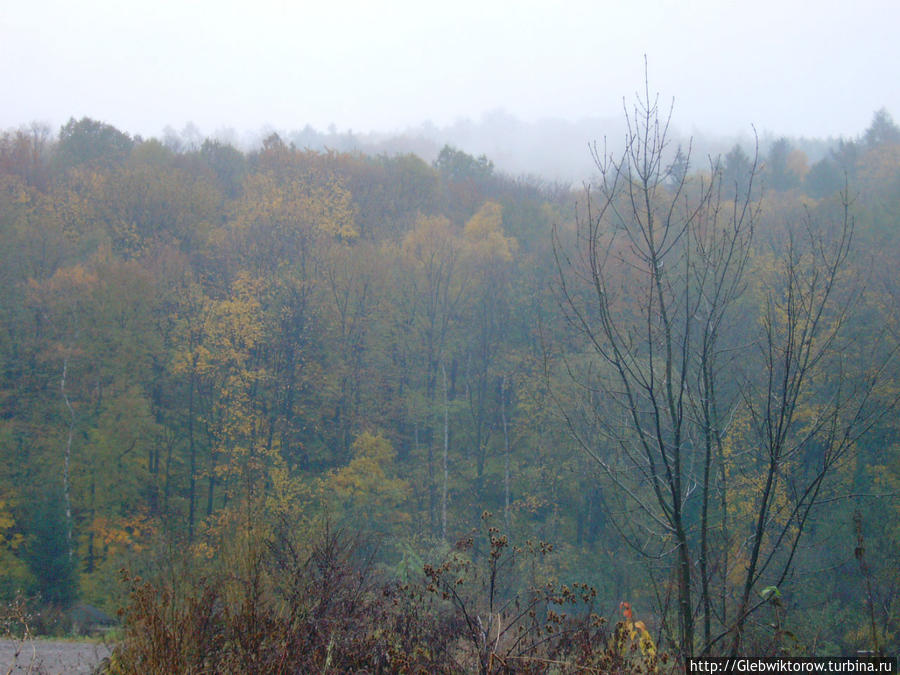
[3,0,898,142]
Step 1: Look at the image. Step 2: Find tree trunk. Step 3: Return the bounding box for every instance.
[60,353,75,560]
[441,361,449,541]
[501,375,511,530]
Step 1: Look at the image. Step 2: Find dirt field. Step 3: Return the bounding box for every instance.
[0,639,111,674]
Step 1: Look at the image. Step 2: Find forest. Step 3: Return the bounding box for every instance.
[1,95,899,672]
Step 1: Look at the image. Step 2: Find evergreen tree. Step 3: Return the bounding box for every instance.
[25,490,77,607]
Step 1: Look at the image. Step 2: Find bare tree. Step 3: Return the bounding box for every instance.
[721,196,894,655]
[553,73,893,658]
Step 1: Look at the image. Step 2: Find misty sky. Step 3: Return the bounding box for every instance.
[3,0,899,142]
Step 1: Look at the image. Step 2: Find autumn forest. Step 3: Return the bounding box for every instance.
[1,96,900,671]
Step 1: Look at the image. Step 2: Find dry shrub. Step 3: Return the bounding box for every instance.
[104,521,461,674]
[103,517,666,674]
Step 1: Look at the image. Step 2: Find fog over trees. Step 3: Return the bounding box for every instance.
[1,90,899,671]
[153,111,846,186]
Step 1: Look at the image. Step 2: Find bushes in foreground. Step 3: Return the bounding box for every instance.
[103,515,663,674]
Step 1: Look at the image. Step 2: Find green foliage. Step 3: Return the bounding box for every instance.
[0,111,896,659]
[0,500,32,602]
[805,156,844,198]
[56,117,133,170]
[198,138,247,197]
[434,144,494,182]
[722,142,754,196]
[23,491,77,608]
[863,108,900,148]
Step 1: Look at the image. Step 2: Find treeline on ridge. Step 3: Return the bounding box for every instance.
[0,109,898,664]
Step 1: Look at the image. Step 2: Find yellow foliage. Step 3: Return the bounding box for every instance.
[463,201,517,262]
[786,149,810,182]
[612,602,658,670]
[858,144,900,191]
[52,167,109,242]
[90,514,154,555]
[0,499,23,550]
[402,214,457,265]
[190,539,218,561]
[232,168,358,247]
[326,432,410,518]
[28,263,99,298]
[265,454,316,522]
[721,408,789,586]
[0,174,32,210]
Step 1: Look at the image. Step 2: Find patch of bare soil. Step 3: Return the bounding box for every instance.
[0,638,111,675]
